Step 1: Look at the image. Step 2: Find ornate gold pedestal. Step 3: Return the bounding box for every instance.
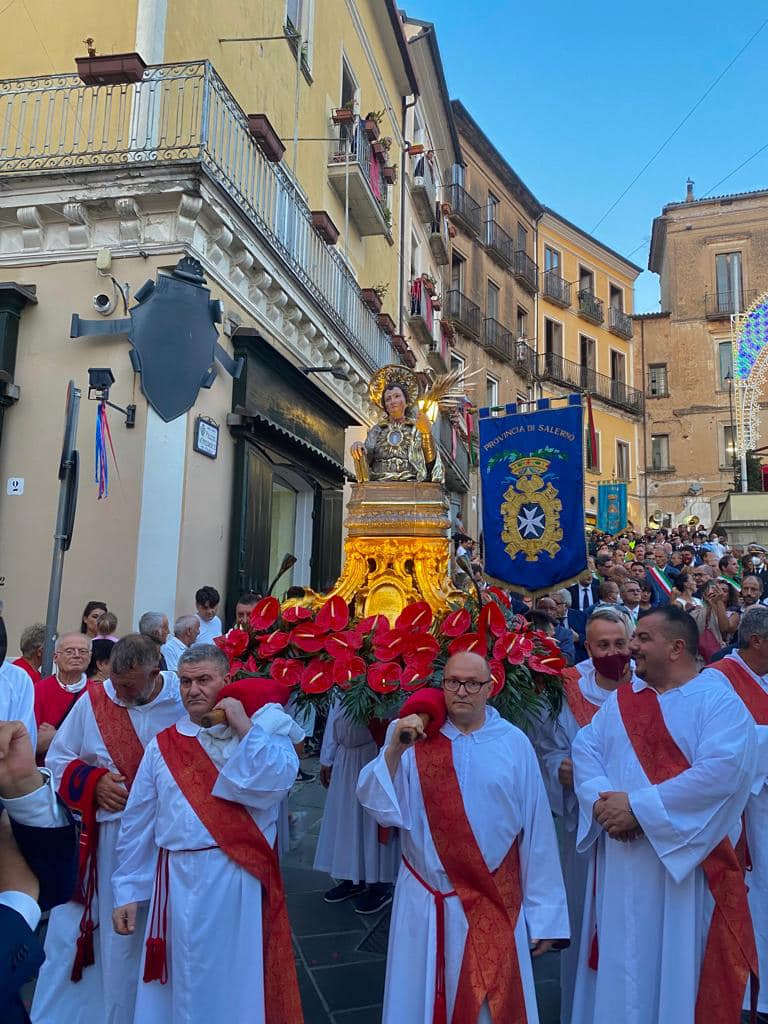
[323,482,463,622]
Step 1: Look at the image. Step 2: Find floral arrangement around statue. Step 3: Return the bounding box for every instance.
[214,591,565,730]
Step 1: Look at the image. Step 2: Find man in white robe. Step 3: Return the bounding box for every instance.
[532,607,636,1021]
[357,652,569,1024]
[31,634,183,1024]
[111,644,303,1024]
[709,604,768,1018]
[314,698,399,913]
[571,604,758,1024]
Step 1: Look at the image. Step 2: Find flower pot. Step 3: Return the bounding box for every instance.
[247,114,285,163]
[408,143,425,155]
[402,349,417,368]
[363,118,380,141]
[371,141,385,159]
[311,211,340,245]
[391,334,408,354]
[377,313,396,336]
[332,108,354,126]
[382,165,397,185]
[75,52,147,86]
[361,288,383,314]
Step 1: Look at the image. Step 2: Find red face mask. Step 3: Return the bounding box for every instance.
[592,651,631,682]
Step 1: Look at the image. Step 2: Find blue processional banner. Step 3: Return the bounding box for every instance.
[597,481,627,535]
[478,397,587,592]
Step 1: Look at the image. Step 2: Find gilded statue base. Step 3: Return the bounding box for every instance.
[323,482,464,623]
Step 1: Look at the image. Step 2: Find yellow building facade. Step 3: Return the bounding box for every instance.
[536,210,643,528]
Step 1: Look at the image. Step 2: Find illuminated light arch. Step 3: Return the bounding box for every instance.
[731,292,768,456]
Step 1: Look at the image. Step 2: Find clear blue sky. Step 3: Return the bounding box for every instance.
[406,0,768,312]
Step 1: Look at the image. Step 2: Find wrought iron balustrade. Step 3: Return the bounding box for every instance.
[542,271,571,307]
[577,289,605,324]
[512,250,538,293]
[537,352,643,415]
[447,183,481,236]
[484,219,514,267]
[482,316,514,361]
[443,288,481,338]
[704,289,759,319]
[608,305,633,338]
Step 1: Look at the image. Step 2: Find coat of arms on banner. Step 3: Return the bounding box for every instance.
[501,456,563,561]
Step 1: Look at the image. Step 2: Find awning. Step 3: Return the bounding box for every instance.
[228,409,353,479]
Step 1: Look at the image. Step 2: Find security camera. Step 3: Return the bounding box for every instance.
[93,292,117,316]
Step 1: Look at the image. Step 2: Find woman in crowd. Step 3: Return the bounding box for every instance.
[80,600,108,638]
[691,579,739,663]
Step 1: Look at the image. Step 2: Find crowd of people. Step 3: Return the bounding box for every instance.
[0,528,767,1023]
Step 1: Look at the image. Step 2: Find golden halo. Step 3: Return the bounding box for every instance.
[368,364,421,409]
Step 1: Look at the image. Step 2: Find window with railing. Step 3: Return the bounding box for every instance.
[648,363,668,397]
[651,434,670,471]
[715,252,742,314]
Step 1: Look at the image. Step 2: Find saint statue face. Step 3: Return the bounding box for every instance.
[383,385,407,420]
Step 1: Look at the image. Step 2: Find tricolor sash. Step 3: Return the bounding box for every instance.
[719,573,742,594]
[616,684,758,1023]
[155,726,303,1024]
[415,732,528,1024]
[715,656,768,725]
[561,668,601,729]
[647,565,673,595]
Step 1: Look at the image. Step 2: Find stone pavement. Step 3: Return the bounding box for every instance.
[284,756,562,1024]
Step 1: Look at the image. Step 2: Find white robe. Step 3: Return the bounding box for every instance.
[711,651,768,1012]
[31,673,183,1024]
[0,659,36,746]
[111,705,299,1024]
[570,671,757,1024]
[314,699,399,883]
[531,661,630,1023]
[356,707,569,1024]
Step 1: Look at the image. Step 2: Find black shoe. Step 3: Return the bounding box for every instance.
[323,880,367,904]
[353,886,393,915]
[297,768,316,783]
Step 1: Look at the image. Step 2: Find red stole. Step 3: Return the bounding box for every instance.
[561,668,600,728]
[155,726,303,1024]
[87,682,145,786]
[716,656,768,725]
[415,731,527,1024]
[617,684,758,1024]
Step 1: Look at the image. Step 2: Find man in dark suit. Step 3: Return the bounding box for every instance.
[0,720,77,1023]
[568,570,600,614]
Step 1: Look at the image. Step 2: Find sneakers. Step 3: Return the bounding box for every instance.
[353,885,393,915]
[323,880,367,904]
[296,767,316,783]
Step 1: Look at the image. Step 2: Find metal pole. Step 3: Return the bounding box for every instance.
[42,386,80,674]
[731,257,749,492]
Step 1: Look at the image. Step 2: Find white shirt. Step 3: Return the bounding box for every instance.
[160,635,188,672]
[0,660,36,747]
[195,615,223,645]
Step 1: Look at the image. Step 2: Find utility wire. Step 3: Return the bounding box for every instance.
[701,140,768,198]
[590,14,768,233]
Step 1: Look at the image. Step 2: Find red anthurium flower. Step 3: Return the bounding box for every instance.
[395,601,433,633]
[257,630,290,659]
[487,587,511,608]
[533,632,562,657]
[324,631,363,659]
[214,629,250,661]
[289,623,327,653]
[489,660,506,697]
[406,634,440,661]
[355,615,388,637]
[447,632,486,656]
[249,597,281,632]
[281,604,313,623]
[368,661,401,693]
[269,658,304,687]
[400,663,431,692]
[441,608,472,637]
[373,629,408,662]
[332,656,366,688]
[315,596,349,633]
[300,658,335,694]
[478,600,506,638]
[493,632,533,665]
[529,652,566,676]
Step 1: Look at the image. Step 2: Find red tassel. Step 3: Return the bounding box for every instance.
[143,937,168,983]
[70,920,95,982]
[377,825,391,846]
[588,931,599,971]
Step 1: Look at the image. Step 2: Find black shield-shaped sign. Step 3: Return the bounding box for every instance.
[129,270,218,422]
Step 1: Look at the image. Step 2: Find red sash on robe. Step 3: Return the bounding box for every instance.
[155,726,303,1024]
[415,731,528,1024]
[715,656,768,725]
[87,681,145,785]
[616,684,758,1024]
[561,668,600,729]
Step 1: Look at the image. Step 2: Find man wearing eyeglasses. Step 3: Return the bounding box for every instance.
[357,651,569,1024]
[32,633,92,761]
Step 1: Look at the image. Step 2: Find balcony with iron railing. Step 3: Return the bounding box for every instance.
[512,250,539,293]
[447,183,481,236]
[410,151,437,224]
[484,219,514,269]
[513,339,537,379]
[408,277,437,347]
[537,352,643,415]
[328,116,391,237]
[577,289,605,325]
[438,413,470,491]
[481,317,514,362]
[705,288,759,319]
[542,271,572,307]
[443,288,481,338]
[0,62,393,373]
[607,305,633,339]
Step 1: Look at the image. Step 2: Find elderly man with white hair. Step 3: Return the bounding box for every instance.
[33,633,92,760]
[160,615,200,673]
[138,612,171,672]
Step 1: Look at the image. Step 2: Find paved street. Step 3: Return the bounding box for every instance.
[284,756,561,1024]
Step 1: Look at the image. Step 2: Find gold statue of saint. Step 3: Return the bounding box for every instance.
[350,365,444,483]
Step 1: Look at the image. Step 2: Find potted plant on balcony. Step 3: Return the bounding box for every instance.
[391,334,408,354]
[382,165,397,186]
[332,101,355,126]
[377,312,397,336]
[246,113,286,163]
[363,110,384,141]
[402,349,417,368]
[361,282,388,314]
[382,207,392,231]
[75,39,147,86]
[408,143,425,156]
[310,210,340,245]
